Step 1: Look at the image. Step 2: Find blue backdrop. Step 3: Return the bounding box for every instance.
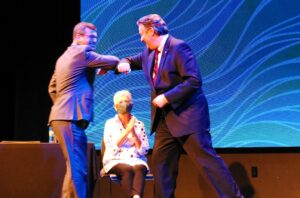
[81,0,300,149]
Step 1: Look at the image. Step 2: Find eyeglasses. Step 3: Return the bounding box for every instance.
[82,34,97,39]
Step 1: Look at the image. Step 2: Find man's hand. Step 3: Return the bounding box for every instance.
[117,62,131,73]
[152,94,168,108]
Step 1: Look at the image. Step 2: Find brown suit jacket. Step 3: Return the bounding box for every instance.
[48,44,119,124]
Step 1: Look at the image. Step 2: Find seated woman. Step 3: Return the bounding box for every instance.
[102,90,150,198]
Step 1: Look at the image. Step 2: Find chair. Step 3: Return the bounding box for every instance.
[100,140,154,197]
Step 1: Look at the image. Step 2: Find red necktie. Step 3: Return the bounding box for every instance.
[153,49,159,83]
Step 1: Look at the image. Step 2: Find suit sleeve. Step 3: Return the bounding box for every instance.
[164,42,202,110]
[120,52,143,70]
[48,71,57,103]
[85,48,120,71]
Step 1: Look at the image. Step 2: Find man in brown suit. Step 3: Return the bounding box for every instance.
[48,22,120,198]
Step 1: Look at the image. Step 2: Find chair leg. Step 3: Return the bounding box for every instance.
[153,183,155,198]
[109,179,112,198]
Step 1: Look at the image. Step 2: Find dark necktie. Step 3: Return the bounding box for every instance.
[153,49,159,83]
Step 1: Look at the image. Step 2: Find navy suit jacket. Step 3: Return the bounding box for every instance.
[48,44,119,124]
[122,36,210,137]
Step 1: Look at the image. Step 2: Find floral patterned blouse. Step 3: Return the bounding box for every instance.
[102,114,150,173]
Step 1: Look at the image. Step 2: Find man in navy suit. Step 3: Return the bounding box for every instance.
[118,14,243,198]
[48,22,120,198]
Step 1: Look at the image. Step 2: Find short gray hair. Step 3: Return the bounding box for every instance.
[113,90,132,105]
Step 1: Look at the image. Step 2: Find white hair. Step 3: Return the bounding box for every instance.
[113,90,132,105]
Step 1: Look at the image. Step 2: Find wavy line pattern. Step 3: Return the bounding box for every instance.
[82,0,300,149]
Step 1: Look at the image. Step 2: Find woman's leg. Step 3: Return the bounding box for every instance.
[110,163,133,198]
[132,164,148,197]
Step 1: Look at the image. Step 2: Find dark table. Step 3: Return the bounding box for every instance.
[0,142,98,198]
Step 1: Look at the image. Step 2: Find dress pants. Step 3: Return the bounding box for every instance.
[51,120,88,198]
[152,117,243,198]
[110,163,148,197]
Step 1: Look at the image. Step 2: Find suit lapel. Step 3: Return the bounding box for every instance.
[147,50,156,87]
[148,50,155,74]
[154,36,171,85]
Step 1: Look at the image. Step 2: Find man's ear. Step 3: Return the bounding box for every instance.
[148,27,156,36]
[74,33,82,42]
[75,33,81,39]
